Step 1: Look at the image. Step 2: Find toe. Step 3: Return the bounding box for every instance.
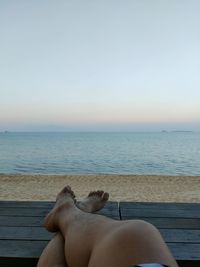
[102,192,109,201]
[88,191,94,197]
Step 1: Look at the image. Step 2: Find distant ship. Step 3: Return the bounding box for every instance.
[172,130,193,133]
[161,130,193,133]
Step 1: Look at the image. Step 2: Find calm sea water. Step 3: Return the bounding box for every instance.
[0,132,200,175]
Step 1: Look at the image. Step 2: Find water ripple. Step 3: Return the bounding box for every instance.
[0,132,200,175]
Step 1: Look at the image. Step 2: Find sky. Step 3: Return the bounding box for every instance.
[0,0,200,131]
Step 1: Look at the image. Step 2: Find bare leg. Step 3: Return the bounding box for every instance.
[36,233,66,267]
[44,187,179,267]
[37,190,109,267]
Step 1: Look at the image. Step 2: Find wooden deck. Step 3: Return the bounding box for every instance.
[0,201,199,267]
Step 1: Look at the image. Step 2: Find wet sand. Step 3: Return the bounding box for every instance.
[0,174,199,202]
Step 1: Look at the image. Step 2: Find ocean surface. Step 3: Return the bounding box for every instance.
[0,132,200,175]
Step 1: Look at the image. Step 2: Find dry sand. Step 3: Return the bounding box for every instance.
[0,174,199,202]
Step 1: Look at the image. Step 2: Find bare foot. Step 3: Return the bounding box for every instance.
[44,186,76,232]
[77,190,109,213]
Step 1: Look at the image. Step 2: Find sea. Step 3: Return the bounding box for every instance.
[0,132,200,175]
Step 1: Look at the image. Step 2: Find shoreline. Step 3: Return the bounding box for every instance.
[0,174,199,203]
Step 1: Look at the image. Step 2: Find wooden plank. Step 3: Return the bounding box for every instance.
[0,239,199,260]
[0,208,119,220]
[0,207,50,217]
[120,209,200,219]
[0,201,120,219]
[0,201,54,208]
[169,243,200,260]
[0,201,199,266]
[1,226,199,243]
[120,207,200,218]
[0,211,120,227]
[119,217,200,229]
[0,227,53,240]
[0,240,47,258]
[0,200,117,208]
[159,229,200,243]
[0,200,120,265]
[0,216,43,227]
[120,202,200,210]
[119,202,200,263]
[1,216,199,229]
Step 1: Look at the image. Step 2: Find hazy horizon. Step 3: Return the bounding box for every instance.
[1,1,200,132]
[1,123,199,133]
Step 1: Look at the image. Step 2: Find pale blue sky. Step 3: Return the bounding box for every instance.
[1,0,200,131]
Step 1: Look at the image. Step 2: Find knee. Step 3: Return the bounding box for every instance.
[135,219,156,228]
[131,220,160,235]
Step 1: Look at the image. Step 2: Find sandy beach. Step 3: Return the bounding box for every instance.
[0,174,199,202]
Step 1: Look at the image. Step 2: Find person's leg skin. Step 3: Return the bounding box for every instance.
[88,220,179,267]
[37,190,109,267]
[37,233,66,267]
[44,186,179,267]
